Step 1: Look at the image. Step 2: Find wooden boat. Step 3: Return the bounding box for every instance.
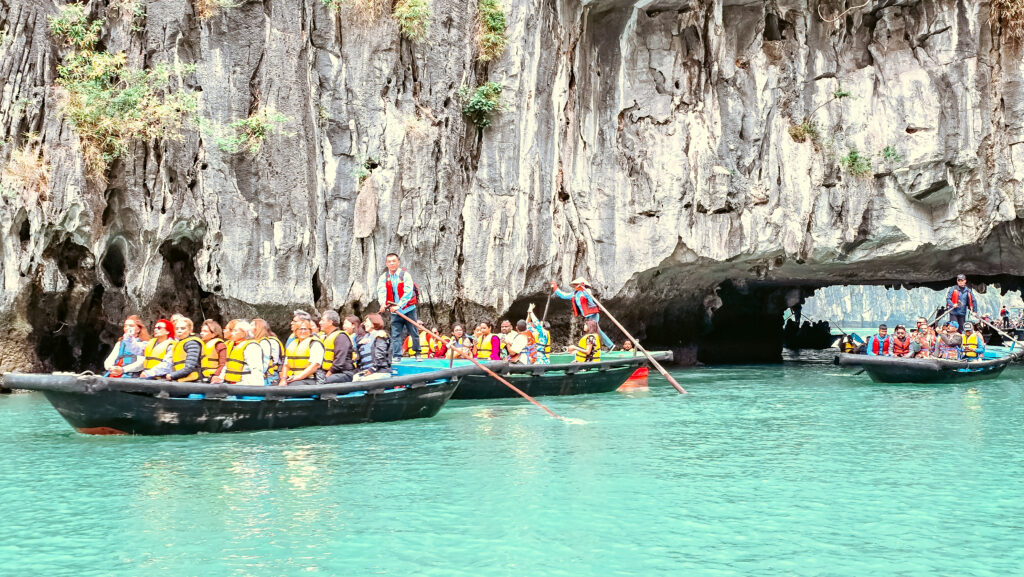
[837,346,1022,384]
[0,364,496,435]
[396,351,672,399]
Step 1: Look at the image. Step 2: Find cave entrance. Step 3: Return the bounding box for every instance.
[151,238,221,326]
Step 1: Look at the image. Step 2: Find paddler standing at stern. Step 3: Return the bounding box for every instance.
[550,277,614,350]
[376,252,420,362]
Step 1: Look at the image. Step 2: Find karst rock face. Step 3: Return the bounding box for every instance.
[3,0,1024,370]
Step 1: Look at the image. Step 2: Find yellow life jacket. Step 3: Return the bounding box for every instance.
[476,334,495,359]
[201,338,224,379]
[962,332,983,358]
[261,336,285,376]
[224,340,260,384]
[543,328,552,354]
[142,338,175,370]
[841,341,857,353]
[285,336,325,378]
[575,333,602,363]
[170,335,203,382]
[321,330,343,371]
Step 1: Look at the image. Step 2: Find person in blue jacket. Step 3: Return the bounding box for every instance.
[945,274,977,332]
[865,324,892,355]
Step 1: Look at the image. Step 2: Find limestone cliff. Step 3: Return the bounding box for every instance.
[3,0,1024,370]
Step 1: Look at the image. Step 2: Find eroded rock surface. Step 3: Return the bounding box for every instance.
[3,0,1024,368]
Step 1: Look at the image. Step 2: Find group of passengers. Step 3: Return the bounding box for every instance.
[103,308,609,386]
[849,318,987,360]
[399,305,607,366]
[103,311,395,386]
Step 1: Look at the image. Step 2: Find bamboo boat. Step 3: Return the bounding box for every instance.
[395,351,672,399]
[0,363,498,435]
[837,346,1021,384]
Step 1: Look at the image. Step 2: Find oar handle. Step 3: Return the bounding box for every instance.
[581,290,687,394]
[390,310,566,420]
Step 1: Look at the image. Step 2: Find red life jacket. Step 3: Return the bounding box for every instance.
[384,268,418,307]
[571,290,600,317]
[950,288,974,309]
[870,335,891,355]
[891,335,911,357]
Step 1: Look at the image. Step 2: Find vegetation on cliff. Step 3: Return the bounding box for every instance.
[476,0,507,61]
[459,82,503,129]
[48,5,197,177]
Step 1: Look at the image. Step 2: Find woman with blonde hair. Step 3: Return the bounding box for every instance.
[253,318,284,386]
[199,319,227,381]
[213,320,265,386]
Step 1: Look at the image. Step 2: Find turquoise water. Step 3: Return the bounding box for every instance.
[3,364,1024,576]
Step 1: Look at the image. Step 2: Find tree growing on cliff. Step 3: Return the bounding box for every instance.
[993,0,1024,37]
[393,0,431,41]
[48,5,197,178]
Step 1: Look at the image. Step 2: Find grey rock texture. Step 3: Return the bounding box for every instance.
[3,0,1024,369]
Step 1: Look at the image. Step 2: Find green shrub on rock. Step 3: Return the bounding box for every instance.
[459,82,503,129]
[477,0,507,61]
[48,5,197,177]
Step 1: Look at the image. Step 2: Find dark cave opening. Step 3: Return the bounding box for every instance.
[28,240,111,372]
[101,241,126,288]
[151,238,221,324]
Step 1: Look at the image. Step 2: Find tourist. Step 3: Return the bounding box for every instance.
[198,319,227,381]
[473,321,502,360]
[319,310,347,374]
[506,320,535,364]
[525,304,550,364]
[165,317,204,381]
[285,310,314,349]
[962,322,985,359]
[945,274,977,333]
[864,324,892,356]
[568,319,602,362]
[281,319,325,386]
[934,322,962,359]
[622,340,635,352]
[141,319,177,378]
[253,318,283,386]
[325,315,360,383]
[403,329,436,358]
[222,319,239,357]
[376,252,420,361]
[911,317,935,358]
[104,315,149,378]
[551,278,614,349]
[354,313,392,380]
[498,319,514,359]
[215,320,265,386]
[446,323,474,359]
[890,325,912,358]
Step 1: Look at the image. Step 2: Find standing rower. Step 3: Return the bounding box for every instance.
[550,278,614,350]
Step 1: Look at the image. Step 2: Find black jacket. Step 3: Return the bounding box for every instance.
[357,331,392,373]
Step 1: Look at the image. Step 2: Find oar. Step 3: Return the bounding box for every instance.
[928,306,952,328]
[541,287,554,323]
[580,290,687,394]
[972,314,1020,352]
[390,310,568,420]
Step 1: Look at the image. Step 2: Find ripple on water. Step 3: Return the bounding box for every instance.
[2,365,1024,576]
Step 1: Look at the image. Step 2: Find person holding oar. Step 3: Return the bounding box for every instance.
[550,278,614,350]
[569,285,688,394]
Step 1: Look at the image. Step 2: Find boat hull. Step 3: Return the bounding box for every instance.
[448,352,672,399]
[40,383,457,435]
[0,367,488,435]
[837,353,1014,384]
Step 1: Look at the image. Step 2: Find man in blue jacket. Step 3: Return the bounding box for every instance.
[945,274,977,333]
[865,324,892,356]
